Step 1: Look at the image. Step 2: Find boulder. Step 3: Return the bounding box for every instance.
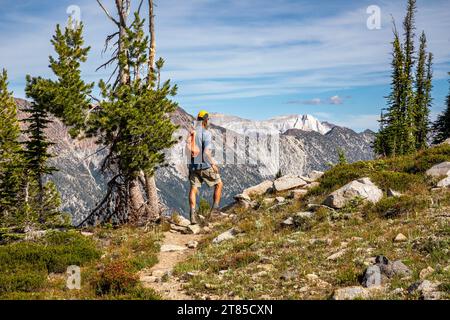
[391,260,412,277]
[160,244,187,252]
[333,286,370,300]
[275,196,285,203]
[281,217,294,226]
[170,224,188,233]
[327,249,347,261]
[212,228,240,244]
[241,180,273,198]
[187,240,198,249]
[362,265,382,288]
[308,170,324,181]
[425,161,450,177]
[24,230,47,241]
[288,189,308,199]
[323,177,383,209]
[374,255,411,278]
[174,215,191,227]
[436,176,450,187]
[419,267,434,280]
[408,280,442,300]
[394,233,407,242]
[297,211,314,218]
[187,224,202,235]
[273,175,307,192]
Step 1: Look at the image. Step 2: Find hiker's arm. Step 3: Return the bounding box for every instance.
[186,130,197,156]
[204,148,219,173]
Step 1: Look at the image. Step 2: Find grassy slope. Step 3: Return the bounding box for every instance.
[0,226,162,300]
[175,144,450,300]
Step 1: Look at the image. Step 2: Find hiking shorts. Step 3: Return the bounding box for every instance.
[189,168,221,188]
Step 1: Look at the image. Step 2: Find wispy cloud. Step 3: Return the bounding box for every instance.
[0,0,449,132]
[287,95,349,105]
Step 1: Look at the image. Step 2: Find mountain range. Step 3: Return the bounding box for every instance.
[15,99,375,224]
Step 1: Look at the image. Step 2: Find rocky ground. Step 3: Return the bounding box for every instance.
[165,143,450,300]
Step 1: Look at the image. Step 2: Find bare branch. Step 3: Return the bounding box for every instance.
[96,55,118,71]
[96,0,120,26]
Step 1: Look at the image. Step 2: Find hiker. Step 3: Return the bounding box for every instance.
[186,110,223,224]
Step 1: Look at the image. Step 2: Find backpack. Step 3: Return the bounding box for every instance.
[190,130,201,158]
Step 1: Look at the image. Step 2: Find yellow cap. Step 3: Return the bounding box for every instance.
[197,110,209,120]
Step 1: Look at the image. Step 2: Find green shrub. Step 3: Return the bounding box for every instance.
[93,260,139,295]
[0,269,47,293]
[0,230,100,294]
[370,195,430,218]
[370,171,424,192]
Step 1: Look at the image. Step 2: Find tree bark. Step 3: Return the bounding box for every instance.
[141,0,161,221]
[115,0,130,85]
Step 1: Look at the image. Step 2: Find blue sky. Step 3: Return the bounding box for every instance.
[0,0,449,132]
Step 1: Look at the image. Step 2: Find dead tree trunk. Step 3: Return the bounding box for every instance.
[142,0,161,221]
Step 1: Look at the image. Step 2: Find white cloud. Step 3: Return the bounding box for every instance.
[1,0,449,104]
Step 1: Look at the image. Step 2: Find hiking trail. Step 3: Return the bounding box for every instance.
[139,230,203,300]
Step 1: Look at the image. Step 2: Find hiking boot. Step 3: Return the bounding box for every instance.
[190,209,200,225]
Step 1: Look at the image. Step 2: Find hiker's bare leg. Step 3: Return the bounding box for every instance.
[189,185,198,211]
[189,186,199,223]
[213,180,223,208]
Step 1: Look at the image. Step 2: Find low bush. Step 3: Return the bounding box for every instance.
[0,230,100,294]
[370,195,430,218]
[93,260,139,296]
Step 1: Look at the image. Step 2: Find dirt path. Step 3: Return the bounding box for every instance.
[139,231,203,300]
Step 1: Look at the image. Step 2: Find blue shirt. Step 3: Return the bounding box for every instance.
[189,126,213,171]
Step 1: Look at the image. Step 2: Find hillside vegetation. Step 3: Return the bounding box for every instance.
[0,227,162,299]
[174,144,450,300]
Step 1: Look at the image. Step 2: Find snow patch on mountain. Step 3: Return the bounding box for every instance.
[210,113,332,135]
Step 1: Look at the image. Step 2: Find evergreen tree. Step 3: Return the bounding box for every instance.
[374,0,433,157]
[432,73,450,144]
[21,75,56,209]
[414,31,431,150]
[337,148,347,165]
[45,22,94,138]
[0,69,22,217]
[401,0,417,154]
[374,25,406,156]
[85,12,178,224]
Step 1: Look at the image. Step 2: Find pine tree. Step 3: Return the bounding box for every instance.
[84,11,178,224]
[432,73,450,144]
[46,22,94,138]
[0,69,22,218]
[374,0,433,157]
[337,148,347,165]
[21,75,56,211]
[401,0,417,154]
[414,31,431,150]
[374,24,406,156]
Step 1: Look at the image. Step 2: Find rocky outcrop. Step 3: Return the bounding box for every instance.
[212,228,241,244]
[241,180,273,198]
[425,162,450,187]
[425,162,450,177]
[273,175,308,192]
[323,177,383,209]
